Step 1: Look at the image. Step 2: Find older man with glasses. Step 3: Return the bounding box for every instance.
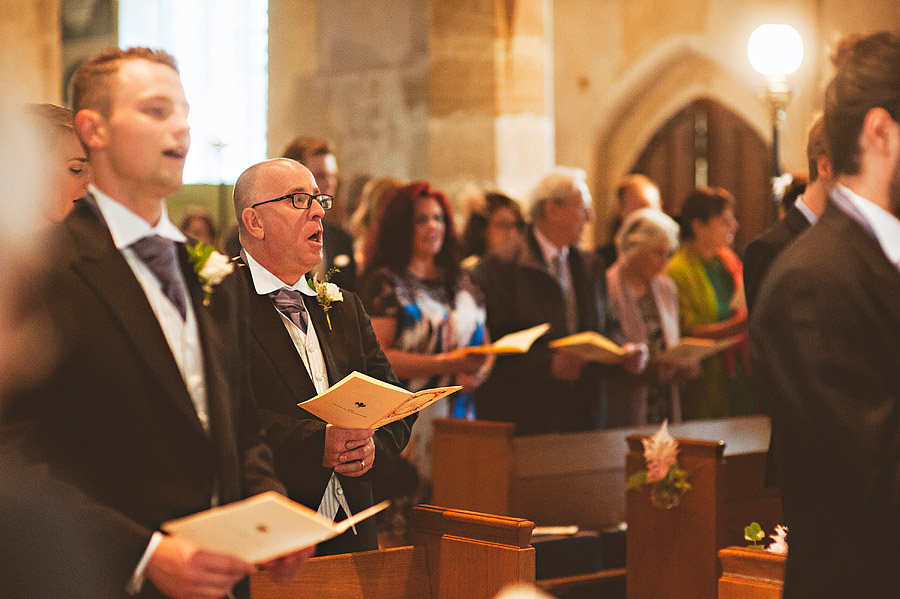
[232,158,415,555]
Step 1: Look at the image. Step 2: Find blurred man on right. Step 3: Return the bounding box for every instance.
[750,32,900,598]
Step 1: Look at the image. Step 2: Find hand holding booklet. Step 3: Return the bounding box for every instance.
[463,322,551,355]
[298,371,462,429]
[162,492,388,563]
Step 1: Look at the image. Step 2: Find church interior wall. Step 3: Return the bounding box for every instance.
[4,0,899,235]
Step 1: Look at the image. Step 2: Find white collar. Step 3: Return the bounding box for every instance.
[89,184,185,250]
[794,196,818,225]
[836,184,900,267]
[242,249,316,297]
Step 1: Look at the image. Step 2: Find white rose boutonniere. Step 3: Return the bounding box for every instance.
[187,241,234,306]
[309,268,343,330]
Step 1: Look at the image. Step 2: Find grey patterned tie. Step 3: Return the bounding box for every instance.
[553,252,578,335]
[269,287,308,333]
[129,235,188,320]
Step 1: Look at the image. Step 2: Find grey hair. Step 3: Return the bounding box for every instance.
[614,208,680,262]
[529,167,592,223]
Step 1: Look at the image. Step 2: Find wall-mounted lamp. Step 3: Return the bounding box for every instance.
[748,24,804,178]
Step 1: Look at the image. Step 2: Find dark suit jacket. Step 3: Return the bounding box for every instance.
[744,204,812,488]
[322,223,357,291]
[0,199,283,598]
[750,200,900,598]
[743,205,811,313]
[473,228,616,434]
[240,264,414,555]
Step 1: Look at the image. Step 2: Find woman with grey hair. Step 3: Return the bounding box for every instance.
[605,208,697,426]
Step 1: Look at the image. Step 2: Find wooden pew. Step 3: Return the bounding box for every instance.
[432,415,773,529]
[624,435,782,599]
[251,504,536,599]
[431,416,779,597]
[718,546,784,599]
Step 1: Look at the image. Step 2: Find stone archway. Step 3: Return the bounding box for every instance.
[590,36,772,248]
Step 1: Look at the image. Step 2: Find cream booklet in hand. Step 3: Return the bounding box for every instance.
[162,492,388,563]
[548,331,626,365]
[298,371,462,429]
[463,322,551,355]
[650,335,742,366]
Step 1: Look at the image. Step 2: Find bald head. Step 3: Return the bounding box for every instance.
[233,158,303,237]
[617,174,661,218]
[233,158,324,283]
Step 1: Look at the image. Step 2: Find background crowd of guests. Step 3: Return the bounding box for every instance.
[5,30,899,599]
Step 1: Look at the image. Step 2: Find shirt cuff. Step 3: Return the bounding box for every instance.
[127,531,165,595]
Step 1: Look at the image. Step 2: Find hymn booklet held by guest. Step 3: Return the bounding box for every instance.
[462,322,551,355]
[162,492,389,563]
[649,335,742,366]
[298,371,462,429]
[548,331,627,365]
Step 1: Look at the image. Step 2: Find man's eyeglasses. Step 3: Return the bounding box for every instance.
[251,192,333,211]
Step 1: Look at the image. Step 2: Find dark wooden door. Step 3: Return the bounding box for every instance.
[632,98,774,254]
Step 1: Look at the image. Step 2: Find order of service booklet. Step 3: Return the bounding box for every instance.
[548,331,627,365]
[463,322,551,355]
[650,335,743,366]
[162,492,389,563]
[298,371,462,429]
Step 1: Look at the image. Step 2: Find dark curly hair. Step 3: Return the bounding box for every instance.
[365,181,462,293]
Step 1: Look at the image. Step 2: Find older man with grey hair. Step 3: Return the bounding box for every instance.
[473,168,646,434]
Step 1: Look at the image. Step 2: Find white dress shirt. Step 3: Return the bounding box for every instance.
[534,226,578,334]
[89,186,212,594]
[794,195,819,225]
[242,250,356,532]
[834,184,900,270]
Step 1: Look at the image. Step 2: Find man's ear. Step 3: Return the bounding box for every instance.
[816,154,832,180]
[74,109,107,151]
[241,207,265,240]
[860,107,897,158]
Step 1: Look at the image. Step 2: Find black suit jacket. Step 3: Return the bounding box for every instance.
[750,200,900,598]
[473,228,616,434]
[0,198,282,598]
[743,205,811,313]
[744,205,812,488]
[240,264,413,555]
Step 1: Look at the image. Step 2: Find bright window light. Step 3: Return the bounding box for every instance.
[119,0,268,184]
[748,24,804,79]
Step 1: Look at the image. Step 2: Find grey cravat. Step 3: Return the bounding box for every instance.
[270,287,309,333]
[129,235,188,320]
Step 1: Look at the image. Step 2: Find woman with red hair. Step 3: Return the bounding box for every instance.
[359,181,489,499]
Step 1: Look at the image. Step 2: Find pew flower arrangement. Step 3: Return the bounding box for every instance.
[745,522,788,555]
[626,419,691,509]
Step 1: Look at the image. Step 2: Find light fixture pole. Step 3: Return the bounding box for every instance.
[748,24,804,178]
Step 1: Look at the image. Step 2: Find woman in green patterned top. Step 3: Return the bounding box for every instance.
[667,187,751,419]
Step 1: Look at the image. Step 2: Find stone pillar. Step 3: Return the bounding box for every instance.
[0,0,62,105]
[428,0,553,200]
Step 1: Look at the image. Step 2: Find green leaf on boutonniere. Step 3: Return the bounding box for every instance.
[187,242,215,275]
